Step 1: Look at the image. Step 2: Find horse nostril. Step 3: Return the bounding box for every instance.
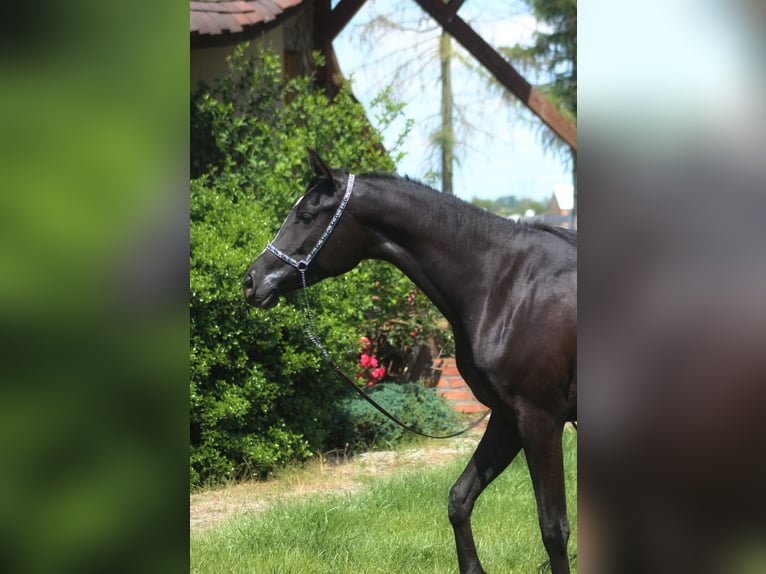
[242,272,255,297]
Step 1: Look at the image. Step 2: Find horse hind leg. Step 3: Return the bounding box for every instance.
[448,414,521,574]
[520,406,572,574]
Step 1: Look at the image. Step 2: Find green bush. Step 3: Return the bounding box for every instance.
[190,45,454,488]
[329,383,460,451]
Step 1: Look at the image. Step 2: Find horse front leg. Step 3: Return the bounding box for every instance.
[448,414,521,574]
[519,406,571,574]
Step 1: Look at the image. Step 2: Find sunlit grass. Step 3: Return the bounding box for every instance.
[191,430,577,573]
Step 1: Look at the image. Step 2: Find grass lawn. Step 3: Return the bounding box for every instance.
[190,429,577,573]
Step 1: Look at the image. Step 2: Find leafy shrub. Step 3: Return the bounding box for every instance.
[329,383,460,451]
[190,45,457,488]
[354,282,454,386]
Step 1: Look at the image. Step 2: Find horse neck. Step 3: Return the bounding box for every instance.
[350,177,503,325]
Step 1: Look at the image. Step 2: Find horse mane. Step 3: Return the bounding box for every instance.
[361,172,577,246]
[529,221,578,246]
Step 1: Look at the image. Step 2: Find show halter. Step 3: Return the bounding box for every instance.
[265,173,490,439]
[266,174,355,272]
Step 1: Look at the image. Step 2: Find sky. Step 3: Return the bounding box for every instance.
[331,0,573,204]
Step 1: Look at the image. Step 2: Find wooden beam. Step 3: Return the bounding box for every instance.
[314,0,332,92]
[314,0,346,97]
[329,0,368,41]
[446,0,467,16]
[413,0,576,150]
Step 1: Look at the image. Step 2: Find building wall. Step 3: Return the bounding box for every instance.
[190,3,315,93]
[191,27,284,92]
[433,357,485,414]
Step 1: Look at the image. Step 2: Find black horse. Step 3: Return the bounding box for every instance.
[243,151,577,574]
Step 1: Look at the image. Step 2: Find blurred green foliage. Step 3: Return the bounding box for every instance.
[0,2,189,573]
[190,46,454,488]
[0,3,186,318]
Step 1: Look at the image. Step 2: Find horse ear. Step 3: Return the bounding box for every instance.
[307,149,332,181]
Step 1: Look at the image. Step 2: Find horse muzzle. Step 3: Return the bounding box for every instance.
[242,268,280,309]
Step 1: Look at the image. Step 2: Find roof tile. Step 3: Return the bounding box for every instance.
[223,14,244,33]
[249,3,274,22]
[254,0,281,18]
[273,0,303,8]
[246,11,265,24]
[190,11,205,33]
[200,12,221,35]
[233,12,250,26]
[190,0,304,38]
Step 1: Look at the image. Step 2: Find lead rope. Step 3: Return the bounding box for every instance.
[297,269,490,439]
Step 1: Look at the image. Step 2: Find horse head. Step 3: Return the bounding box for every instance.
[243,150,365,308]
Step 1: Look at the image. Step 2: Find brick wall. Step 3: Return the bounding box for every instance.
[433,357,484,413]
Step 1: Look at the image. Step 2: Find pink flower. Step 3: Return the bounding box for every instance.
[359,353,373,369]
[370,356,379,368]
[371,366,386,380]
[410,331,418,338]
[359,336,371,352]
[365,380,376,387]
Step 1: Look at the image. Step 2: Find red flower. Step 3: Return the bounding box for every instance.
[359,353,373,369]
[410,331,417,338]
[359,336,372,352]
[371,367,386,380]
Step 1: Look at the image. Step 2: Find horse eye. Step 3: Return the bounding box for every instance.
[297,212,315,223]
